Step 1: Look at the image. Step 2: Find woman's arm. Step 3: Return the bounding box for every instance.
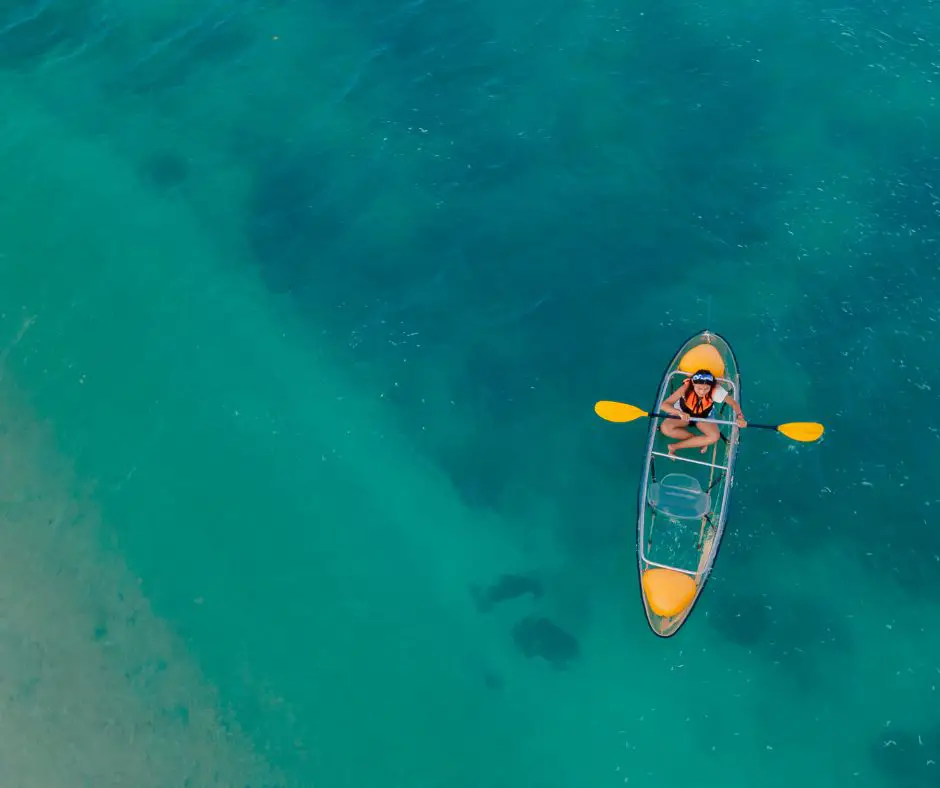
[724,395,747,426]
[661,386,686,417]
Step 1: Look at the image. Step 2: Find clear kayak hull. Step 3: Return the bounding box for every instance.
[636,330,741,637]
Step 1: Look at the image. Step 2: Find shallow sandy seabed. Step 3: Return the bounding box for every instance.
[0,341,281,787]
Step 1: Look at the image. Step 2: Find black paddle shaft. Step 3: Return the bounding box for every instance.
[652,410,775,430]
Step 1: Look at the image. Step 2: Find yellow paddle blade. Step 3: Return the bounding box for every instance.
[594,401,650,423]
[777,422,825,442]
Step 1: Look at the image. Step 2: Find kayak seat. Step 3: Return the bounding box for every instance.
[647,473,710,520]
[642,568,697,617]
[678,343,725,378]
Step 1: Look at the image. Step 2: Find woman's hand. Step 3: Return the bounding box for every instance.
[736,414,747,428]
[677,410,691,424]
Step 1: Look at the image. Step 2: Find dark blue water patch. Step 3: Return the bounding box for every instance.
[471,572,543,613]
[552,482,627,562]
[870,154,940,255]
[827,105,931,172]
[431,127,555,204]
[241,125,469,299]
[234,0,786,331]
[433,434,511,513]
[511,615,580,670]
[739,463,837,557]
[102,4,257,97]
[819,2,940,81]
[706,587,852,692]
[853,490,940,601]
[749,342,940,603]
[706,588,771,649]
[643,78,781,250]
[348,0,504,95]
[138,150,191,191]
[0,0,99,71]
[331,227,706,523]
[357,0,788,257]
[396,254,666,518]
[246,148,351,294]
[869,721,940,788]
[245,153,680,355]
[794,268,940,600]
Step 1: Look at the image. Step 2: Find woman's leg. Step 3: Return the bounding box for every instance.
[660,418,693,441]
[667,420,720,455]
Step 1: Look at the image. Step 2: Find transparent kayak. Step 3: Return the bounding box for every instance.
[636,330,741,637]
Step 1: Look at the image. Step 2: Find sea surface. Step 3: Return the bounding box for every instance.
[0,0,937,786]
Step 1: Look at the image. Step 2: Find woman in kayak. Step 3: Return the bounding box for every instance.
[660,369,747,456]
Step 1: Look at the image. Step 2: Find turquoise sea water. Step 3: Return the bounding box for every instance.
[0,0,938,785]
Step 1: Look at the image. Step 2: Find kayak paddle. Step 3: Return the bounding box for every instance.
[593,401,651,423]
[593,400,825,443]
[748,420,825,442]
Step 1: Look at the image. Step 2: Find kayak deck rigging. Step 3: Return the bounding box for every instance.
[648,451,730,472]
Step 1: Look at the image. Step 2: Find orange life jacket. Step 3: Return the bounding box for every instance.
[680,385,713,417]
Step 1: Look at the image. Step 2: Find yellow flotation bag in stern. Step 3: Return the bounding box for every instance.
[642,568,697,617]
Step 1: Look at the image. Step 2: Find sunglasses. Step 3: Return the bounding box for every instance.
[691,375,715,384]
